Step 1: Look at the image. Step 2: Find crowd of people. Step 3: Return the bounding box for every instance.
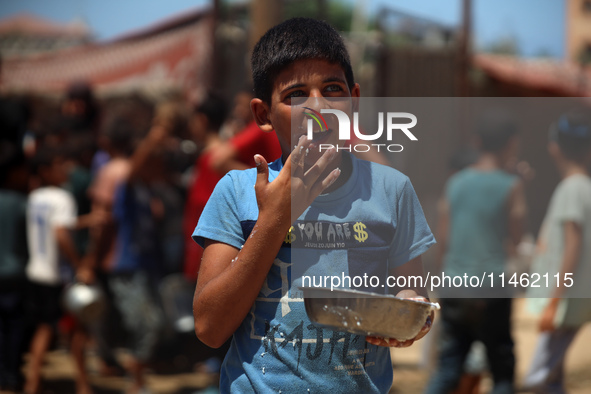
[0,82,282,394]
[427,109,591,394]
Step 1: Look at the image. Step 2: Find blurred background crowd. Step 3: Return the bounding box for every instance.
[1,0,591,393]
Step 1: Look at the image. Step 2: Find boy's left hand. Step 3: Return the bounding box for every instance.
[365,290,434,348]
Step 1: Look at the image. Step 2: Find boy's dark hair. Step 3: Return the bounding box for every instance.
[449,148,479,172]
[474,110,517,153]
[549,111,591,162]
[0,142,26,186]
[251,17,355,104]
[101,97,153,156]
[194,92,228,131]
[30,146,66,176]
[65,80,99,129]
[0,96,28,145]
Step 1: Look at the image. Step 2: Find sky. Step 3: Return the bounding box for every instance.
[0,0,565,58]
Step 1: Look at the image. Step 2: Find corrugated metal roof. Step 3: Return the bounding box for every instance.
[0,13,89,37]
[1,9,213,96]
[474,54,591,97]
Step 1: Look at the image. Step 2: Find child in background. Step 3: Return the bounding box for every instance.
[183,92,282,281]
[24,146,102,394]
[192,18,435,393]
[426,111,526,394]
[0,143,29,393]
[523,111,591,393]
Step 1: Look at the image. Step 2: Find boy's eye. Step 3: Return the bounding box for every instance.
[286,90,305,99]
[324,84,343,93]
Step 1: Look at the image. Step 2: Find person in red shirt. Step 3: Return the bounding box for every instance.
[183,93,281,281]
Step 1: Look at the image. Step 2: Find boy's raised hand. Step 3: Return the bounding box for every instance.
[254,135,340,231]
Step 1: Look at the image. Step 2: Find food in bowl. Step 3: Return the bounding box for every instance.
[301,287,440,341]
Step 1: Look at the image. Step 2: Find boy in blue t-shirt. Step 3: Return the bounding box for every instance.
[192,18,435,393]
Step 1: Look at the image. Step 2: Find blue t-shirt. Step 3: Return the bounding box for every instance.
[444,168,517,278]
[194,154,435,393]
[112,183,162,275]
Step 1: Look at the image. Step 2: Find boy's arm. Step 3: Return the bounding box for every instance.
[193,142,339,348]
[73,210,109,231]
[56,226,81,269]
[539,220,582,331]
[128,124,169,181]
[208,142,249,173]
[194,230,287,348]
[128,103,183,181]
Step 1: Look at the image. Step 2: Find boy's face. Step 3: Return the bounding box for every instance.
[40,157,69,186]
[251,58,360,162]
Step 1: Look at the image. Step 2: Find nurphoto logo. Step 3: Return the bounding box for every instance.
[304,108,418,153]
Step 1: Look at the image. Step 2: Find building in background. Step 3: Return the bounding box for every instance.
[1,8,213,99]
[0,13,90,58]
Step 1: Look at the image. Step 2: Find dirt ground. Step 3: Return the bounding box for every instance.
[389,298,591,394]
[2,298,590,394]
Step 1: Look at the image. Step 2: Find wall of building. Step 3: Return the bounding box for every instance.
[566,0,591,63]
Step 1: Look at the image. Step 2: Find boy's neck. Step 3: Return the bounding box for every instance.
[472,152,503,171]
[559,160,588,179]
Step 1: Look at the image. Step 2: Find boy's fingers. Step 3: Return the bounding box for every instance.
[312,167,341,196]
[254,154,269,186]
[303,146,337,184]
[290,135,308,177]
[366,336,415,348]
[414,312,434,341]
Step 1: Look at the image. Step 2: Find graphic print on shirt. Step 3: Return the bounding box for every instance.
[242,218,394,371]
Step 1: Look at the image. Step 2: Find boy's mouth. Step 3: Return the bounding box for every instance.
[310,127,334,144]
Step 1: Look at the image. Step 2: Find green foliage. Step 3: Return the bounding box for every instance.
[284,0,354,32]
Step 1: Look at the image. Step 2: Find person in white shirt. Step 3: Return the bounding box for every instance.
[523,112,591,394]
[24,146,101,394]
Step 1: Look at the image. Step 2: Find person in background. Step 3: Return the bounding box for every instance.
[218,88,256,140]
[105,101,182,394]
[84,97,153,379]
[206,91,282,176]
[183,93,229,281]
[61,81,106,175]
[0,143,29,393]
[61,81,99,134]
[426,111,527,394]
[183,92,282,281]
[523,111,591,394]
[24,146,103,394]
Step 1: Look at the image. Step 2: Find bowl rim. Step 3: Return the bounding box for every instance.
[299,286,440,309]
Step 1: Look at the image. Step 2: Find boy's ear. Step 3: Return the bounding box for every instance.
[547,141,561,161]
[351,83,361,112]
[351,83,361,99]
[250,98,274,133]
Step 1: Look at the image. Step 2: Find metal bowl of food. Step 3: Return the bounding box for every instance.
[301,287,440,341]
[63,282,106,324]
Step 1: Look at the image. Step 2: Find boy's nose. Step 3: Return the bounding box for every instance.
[309,88,323,98]
[303,95,328,111]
